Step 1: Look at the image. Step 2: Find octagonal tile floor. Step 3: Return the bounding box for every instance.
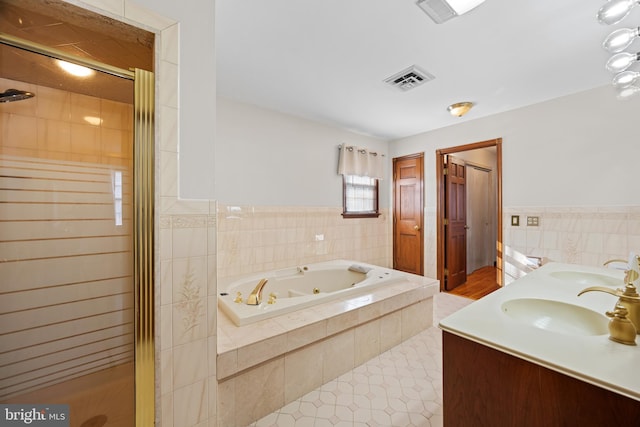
[251,292,473,427]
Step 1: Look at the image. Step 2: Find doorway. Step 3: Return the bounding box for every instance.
[0,7,155,424]
[436,138,503,293]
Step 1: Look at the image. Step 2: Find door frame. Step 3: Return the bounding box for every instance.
[436,138,503,291]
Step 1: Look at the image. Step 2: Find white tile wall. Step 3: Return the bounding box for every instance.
[503,206,640,284]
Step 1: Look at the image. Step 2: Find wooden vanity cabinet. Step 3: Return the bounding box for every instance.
[443,331,640,426]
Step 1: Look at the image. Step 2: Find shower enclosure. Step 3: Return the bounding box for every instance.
[0,32,154,426]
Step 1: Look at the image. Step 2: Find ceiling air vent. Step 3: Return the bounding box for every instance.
[384,66,435,91]
[415,0,456,24]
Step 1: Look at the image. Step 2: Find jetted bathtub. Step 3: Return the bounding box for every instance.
[218,260,412,326]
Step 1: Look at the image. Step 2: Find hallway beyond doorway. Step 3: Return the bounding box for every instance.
[445,266,500,300]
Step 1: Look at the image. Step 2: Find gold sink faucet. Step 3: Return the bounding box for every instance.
[578,269,640,334]
[603,258,627,267]
[246,278,268,305]
[605,304,636,345]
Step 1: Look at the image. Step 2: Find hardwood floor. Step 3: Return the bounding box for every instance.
[445,265,500,300]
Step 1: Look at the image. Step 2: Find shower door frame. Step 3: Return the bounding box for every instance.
[0,33,156,426]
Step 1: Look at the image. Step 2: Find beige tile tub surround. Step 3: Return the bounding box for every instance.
[216,204,392,282]
[217,277,438,427]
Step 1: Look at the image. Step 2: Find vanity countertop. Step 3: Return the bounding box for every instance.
[439,262,640,401]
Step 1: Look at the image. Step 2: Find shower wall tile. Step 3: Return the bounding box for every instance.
[101,98,133,130]
[2,77,132,167]
[70,93,101,123]
[5,114,38,149]
[36,86,70,120]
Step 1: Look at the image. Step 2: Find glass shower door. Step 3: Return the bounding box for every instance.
[0,43,136,427]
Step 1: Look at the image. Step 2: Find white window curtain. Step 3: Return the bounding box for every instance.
[337,144,384,179]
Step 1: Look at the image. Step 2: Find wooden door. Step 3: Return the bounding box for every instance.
[393,154,424,275]
[445,155,467,290]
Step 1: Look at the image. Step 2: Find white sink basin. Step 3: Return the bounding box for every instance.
[501,298,608,336]
[549,271,621,287]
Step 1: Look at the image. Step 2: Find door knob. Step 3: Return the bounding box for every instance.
[414,225,421,231]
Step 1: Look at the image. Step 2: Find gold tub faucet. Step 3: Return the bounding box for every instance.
[247,278,268,305]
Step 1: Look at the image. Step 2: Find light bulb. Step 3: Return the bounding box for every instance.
[597,0,639,25]
[616,84,640,99]
[606,51,640,72]
[612,70,640,87]
[603,27,640,52]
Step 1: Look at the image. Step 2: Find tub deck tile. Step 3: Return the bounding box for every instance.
[217,278,439,380]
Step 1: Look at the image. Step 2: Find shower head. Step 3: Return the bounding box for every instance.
[0,88,35,103]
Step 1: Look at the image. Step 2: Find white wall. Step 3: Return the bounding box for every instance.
[390,85,640,208]
[215,97,389,206]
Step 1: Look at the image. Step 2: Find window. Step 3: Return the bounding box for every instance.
[342,175,380,218]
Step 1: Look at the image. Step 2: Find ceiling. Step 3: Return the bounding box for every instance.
[215,0,631,140]
[0,0,153,103]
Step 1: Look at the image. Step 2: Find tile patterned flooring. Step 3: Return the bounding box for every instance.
[251,292,474,427]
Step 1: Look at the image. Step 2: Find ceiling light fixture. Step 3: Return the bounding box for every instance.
[617,84,640,99]
[603,27,640,52]
[57,60,93,77]
[612,70,640,88]
[416,0,486,24]
[597,0,640,25]
[606,51,640,73]
[447,102,474,117]
[598,0,640,99]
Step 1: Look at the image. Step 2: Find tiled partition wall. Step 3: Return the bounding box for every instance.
[216,204,392,284]
[158,205,217,427]
[503,206,640,284]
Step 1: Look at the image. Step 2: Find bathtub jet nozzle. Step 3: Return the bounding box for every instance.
[247,278,269,305]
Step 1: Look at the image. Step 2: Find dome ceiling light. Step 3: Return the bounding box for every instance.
[447,102,474,117]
